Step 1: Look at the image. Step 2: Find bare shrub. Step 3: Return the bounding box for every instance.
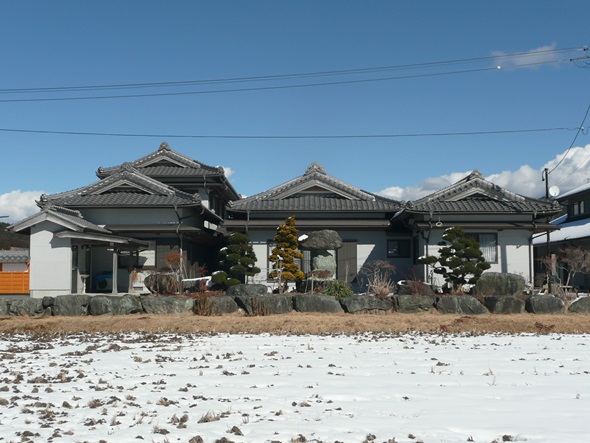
[193,295,213,316]
[359,260,396,298]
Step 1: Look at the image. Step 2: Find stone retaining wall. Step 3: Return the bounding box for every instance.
[0,293,588,317]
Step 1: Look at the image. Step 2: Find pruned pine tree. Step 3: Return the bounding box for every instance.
[213,232,260,289]
[269,216,305,293]
[418,226,490,292]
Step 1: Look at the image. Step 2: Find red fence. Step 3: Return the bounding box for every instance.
[0,272,29,294]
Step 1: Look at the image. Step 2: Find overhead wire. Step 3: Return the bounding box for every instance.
[0,126,577,139]
[0,45,584,95]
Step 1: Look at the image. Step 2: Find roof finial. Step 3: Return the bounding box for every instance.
[305,162,326,175]
[159,142,171,151]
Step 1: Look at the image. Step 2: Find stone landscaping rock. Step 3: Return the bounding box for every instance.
[484,296,525,314]
[193,295,240,315]
[42,296,54,309]
[9,298,47,317]
[568,296,590,314]
[395,294,435,313]
[293,294,343,313]
[0,300,7,316]
[299,230,343,250]
[234,295,292,315]
[226,284,269,297]
[474,272,526,296]
[339,294,394,313]
[526,295,565,314]
[435,296,488,315]
[141,296,194,314]
[52,294,90,316]
[396,282,435,297]
[88,295,144,316]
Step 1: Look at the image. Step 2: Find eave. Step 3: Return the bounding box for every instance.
[414,221,560,233]
[223,219,391,230]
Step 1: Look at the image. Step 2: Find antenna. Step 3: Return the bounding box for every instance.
[549,186,560,198]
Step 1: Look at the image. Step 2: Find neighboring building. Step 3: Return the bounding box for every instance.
[0,249,29,294]
[533,182,590,289]
[224,162,406,291]
[393,171,560,286]
[9,143,239,298]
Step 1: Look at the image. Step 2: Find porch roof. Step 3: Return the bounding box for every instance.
[54,231,150,249]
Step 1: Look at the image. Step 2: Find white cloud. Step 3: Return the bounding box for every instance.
[379,144,590,201]
[493,43,559,69]
[0,190,42,223]
[219,165,234,178]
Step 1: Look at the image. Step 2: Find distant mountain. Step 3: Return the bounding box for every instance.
[0,222,29,250]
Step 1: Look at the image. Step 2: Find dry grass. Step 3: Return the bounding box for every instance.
[1,311,590,334]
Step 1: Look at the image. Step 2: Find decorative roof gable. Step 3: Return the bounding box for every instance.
[229,162,400,213]
[406,170,558,216]
[39,166,204,208]
[97,142,224,178]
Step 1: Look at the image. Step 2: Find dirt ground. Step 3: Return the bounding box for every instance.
[1,310,590,335]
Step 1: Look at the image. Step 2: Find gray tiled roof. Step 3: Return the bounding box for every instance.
[229,162,401,213]
[47,192,198,207]
[42,166,201,209]
[234,195,401,212]
[97,142,223,178]
[0,250,29,263]
[407,170,557,216]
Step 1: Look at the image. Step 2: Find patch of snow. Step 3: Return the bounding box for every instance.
[0,333,589,442]
[298,234,309,241]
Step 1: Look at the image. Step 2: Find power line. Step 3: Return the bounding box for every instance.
[550,103,590,182]
[0,45,583,95]
[0,126,577,140]
[0,57,586,104]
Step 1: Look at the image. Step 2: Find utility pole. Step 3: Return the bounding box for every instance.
[543,168,552,294]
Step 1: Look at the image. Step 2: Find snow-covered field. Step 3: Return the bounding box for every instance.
[1,332,589,443]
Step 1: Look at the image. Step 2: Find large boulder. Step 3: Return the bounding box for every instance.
[435,296,488,315]
[568,296,590,314]
[52,295,90,316]
[8,298,47,317]
[193,295,240,315]
[0,300,8,316]
[484,296,525,314]
[526,295,565,314]
[293,294,343,313]
[299,230,343,250]
[339,294,394,313]
[88,295,143,316]
[395,294,435,313]
[396,282,435,297]
[234,295,292,315]
[141,296,194,314]
[226,284,269,297]
[474,272,526,296]
[144,273,180,295]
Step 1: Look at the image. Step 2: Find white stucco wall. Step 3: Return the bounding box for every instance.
[29,222,73,298]
[243,229,412,289]
[418,228,533,286]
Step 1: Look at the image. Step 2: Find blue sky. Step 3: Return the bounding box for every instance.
[2,1,590,222]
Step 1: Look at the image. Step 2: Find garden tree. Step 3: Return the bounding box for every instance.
[269,216,305,293]
[212,232,260,289]
[557,245,590,287]
[417,226,490,292]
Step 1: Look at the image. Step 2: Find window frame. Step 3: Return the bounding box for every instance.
[387,238,412,258]
[464,232,498,264]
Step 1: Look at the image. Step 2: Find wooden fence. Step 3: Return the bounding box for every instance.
[0,272,30,294]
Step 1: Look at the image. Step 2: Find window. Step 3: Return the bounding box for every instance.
[387,239,411,258]
[572,200,585,216]
[465,233,497,263]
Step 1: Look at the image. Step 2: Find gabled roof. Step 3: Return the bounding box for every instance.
[97,142,223,178]
[227,162,401,213]
[96,142,240,201]
[9,205,111,235]
[40,164,205,209]
[404,170,559,217]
